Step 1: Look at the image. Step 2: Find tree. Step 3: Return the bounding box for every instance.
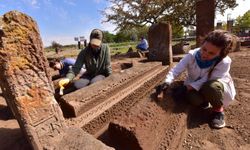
[112,26,149,42]
[234,10,250,35]
[172,23,184,38]
[121,26,149,41]
[51,41,62,48]
[102,0,237,31]
[103,31,116,43]
[113,31,131,42]
[50,41,62,53]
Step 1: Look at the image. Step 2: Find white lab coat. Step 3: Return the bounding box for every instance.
[165,48,236,106]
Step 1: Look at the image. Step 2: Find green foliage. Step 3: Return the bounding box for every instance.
[103,31,116,43]
[113,31,131,42]
[172,24,184,38]
[110,44,136,55]
[133,26,149,40]
[234,10,250,32]
[118,26,149,41]
[102,0,237,30]
[45,44,76,52]
[108,41,137,47]
[51,41,62,49]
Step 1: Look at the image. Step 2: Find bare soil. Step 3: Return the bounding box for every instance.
[0,47,250,150]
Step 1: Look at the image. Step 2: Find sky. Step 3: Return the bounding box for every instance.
[0,0,249,47]
[216,0,250,22]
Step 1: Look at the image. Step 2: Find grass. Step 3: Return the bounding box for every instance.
[108,41,137,47]
[109,42,137,55]
[45,42,138,57]
[45,40,196,59]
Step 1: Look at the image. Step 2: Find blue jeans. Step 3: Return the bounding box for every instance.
[136,45,147,51]
[73,74,106,89]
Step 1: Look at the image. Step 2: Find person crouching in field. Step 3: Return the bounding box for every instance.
[58,29,112,95]
[49,58,86,80]
[158,30,236,129]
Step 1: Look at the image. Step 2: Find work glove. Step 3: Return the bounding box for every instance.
[156,83,169,94]
[172,85,187,102]
[155,82,170,100]
[58,78,70,95]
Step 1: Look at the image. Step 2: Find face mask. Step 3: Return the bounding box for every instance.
[92,47,100,53]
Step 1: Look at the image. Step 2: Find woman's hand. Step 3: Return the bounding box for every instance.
[186,85,194,91]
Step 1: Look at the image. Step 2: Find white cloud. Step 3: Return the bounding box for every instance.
[64,0,76,6]
[43,0,52,6]
[41,28,91,47]
[216,0,250,23]
[100,1,117,33]
[42,35,76,46]
[100,22,117,33]
[22,0,40,8]
[55,7,69,20]
[93,0,103,4]
[31,0,38,6]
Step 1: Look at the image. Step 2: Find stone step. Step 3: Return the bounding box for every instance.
[60,62,163,117]
[62,62,170,134]
[56,127,114,150]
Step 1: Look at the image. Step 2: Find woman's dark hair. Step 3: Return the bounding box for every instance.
[49,59,60,68]
[203,30,235,59]
[49,61,56,68]
[204,30,237,78]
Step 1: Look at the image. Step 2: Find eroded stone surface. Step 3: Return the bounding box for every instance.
[148,22,172,65]
[0,11,113,150]
[107,78,188,150]
[62,61,169,135]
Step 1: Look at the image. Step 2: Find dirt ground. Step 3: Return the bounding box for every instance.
[0,47,250,150]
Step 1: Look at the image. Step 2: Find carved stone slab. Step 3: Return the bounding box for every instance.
[148,22,172,65]
[0,11,113,150]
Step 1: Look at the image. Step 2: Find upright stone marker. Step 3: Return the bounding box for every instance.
[227,19,234,33]
[196,0,215,46]
[0,11,113,150]
[148,22,172,65]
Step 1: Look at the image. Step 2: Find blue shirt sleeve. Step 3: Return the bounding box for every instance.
[59,58,76,76]
[137,39,149,50]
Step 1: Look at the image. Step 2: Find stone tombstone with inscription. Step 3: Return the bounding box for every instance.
[148,22,172,65]
[0,11,113,150]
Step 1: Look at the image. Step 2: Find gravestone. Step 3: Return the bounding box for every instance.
[216,22,223,29]
[148,22,172,65]
[196,0,215,46]
[227,20,234,33]
[0,11,113,150]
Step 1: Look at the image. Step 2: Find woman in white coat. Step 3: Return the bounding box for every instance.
[160,30,236,129]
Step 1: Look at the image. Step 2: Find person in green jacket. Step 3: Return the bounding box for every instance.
[58,29,112,95]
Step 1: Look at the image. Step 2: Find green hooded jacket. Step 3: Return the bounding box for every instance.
[66,44,112,81]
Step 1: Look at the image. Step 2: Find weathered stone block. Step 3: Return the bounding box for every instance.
[61,62,169,135]
[148,22,172,65]
[0,10,113,150]
[172,41,190,55]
